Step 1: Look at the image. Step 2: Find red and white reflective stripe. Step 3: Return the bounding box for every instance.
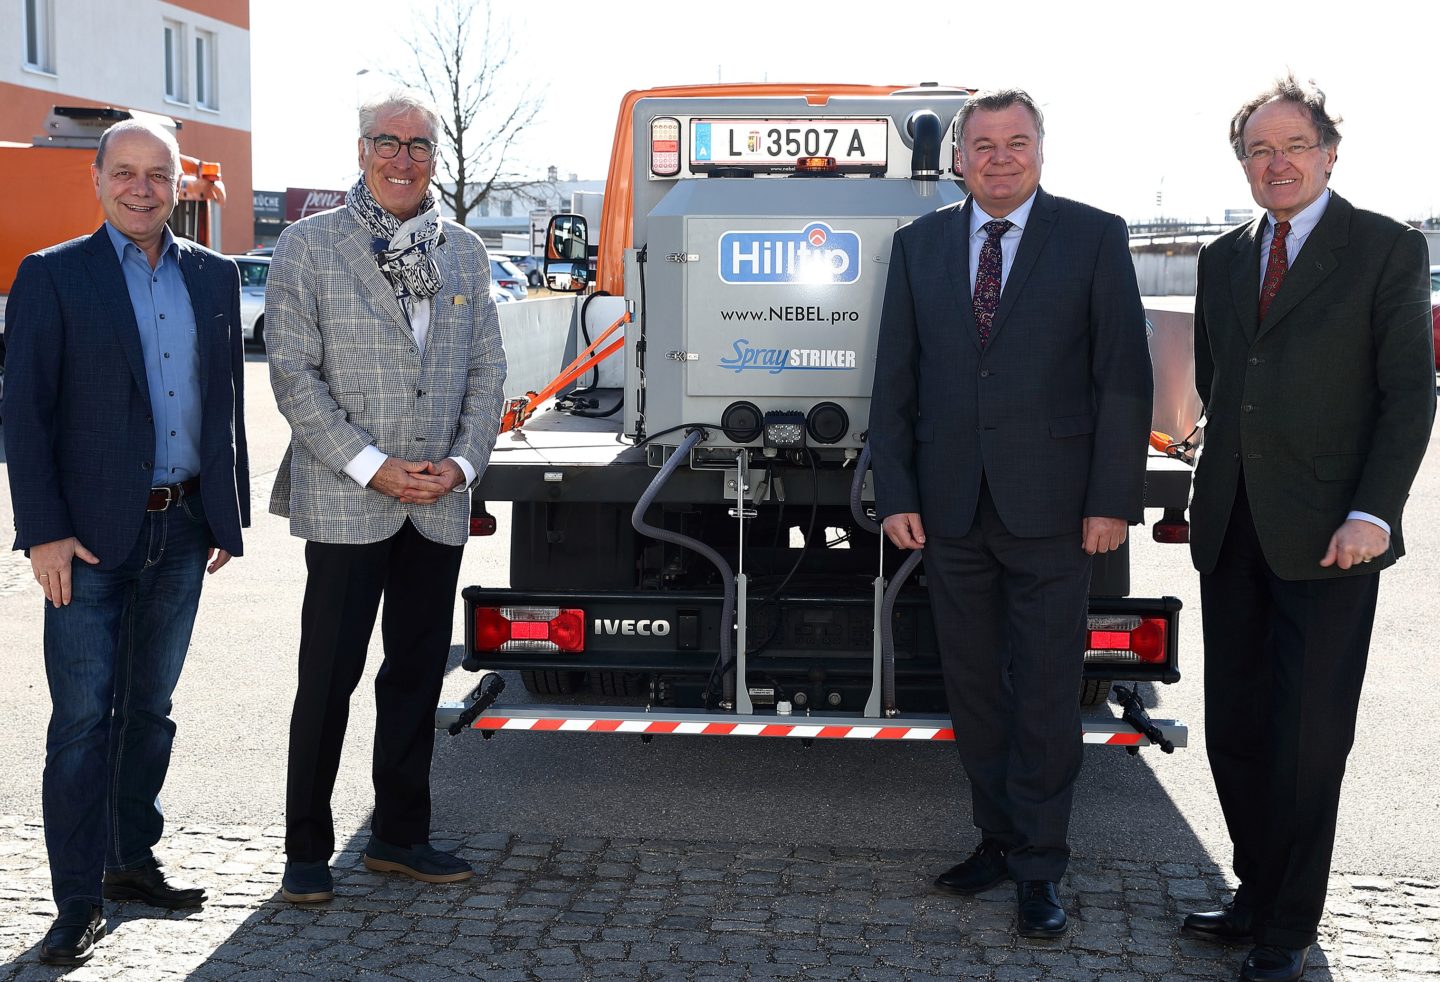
[473,717,954,740]
[1083,731,1144,746]
[471,716,1146,745]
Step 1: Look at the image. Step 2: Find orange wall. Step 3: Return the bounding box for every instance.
[168,0,249,30]
[0,82,254,256]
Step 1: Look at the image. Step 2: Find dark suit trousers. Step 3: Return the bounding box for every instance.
[923,482,1092,882]
[286,518,464,861]
[1200,483,1377,948]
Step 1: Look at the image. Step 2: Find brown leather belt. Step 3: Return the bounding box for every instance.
[147,477,201,512]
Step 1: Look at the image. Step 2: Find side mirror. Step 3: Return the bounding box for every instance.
[544,213,590,292]
[545,261,589,293]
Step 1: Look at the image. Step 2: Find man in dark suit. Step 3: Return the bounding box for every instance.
[1182,76,1434,982]
[868,88,1152,939]
[4,119,249,966]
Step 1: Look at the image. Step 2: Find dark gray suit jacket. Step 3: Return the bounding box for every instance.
[1190,192,1435,580]
[868,188,1153,539]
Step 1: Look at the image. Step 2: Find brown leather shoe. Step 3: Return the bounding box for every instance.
[103,858,207,909]
[39,900,106,966]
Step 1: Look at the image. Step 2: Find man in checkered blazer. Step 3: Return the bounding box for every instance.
[265,89,506,904]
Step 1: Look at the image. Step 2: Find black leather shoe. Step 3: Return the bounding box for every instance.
[932,839,1010,895]
[1016,880,1067,938]
[103,858,207,909]
[1182,901,1255,944]
[39,900,106,966]
[1240,944,1309,982]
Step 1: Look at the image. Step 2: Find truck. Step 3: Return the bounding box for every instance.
[0,105,229,423]
[438,83,1198,752]
[0,105,229,297]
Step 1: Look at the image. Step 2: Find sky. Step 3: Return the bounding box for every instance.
[251,0,1440,226]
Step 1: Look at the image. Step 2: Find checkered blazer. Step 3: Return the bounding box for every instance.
[266,207,506,546]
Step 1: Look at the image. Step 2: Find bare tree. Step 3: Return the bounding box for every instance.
[400,0,547,227]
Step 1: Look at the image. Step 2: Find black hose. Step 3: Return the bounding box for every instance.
[571,289,611,394]
[631,428,737,704]
[851,441,922,715]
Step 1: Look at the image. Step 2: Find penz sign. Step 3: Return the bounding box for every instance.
[285,188,347,222]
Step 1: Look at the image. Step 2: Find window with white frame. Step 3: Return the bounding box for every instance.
[24,0,56,73]
[194,29,217,110]
[163,20,186,102]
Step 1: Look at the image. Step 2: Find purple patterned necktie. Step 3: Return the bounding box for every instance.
[1259,219,1290,322]
[973,219,1012,346]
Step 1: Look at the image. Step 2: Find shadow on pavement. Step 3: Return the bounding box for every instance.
[0,651,1363,981]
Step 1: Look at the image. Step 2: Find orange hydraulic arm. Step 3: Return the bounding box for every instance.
[499,311,631,434]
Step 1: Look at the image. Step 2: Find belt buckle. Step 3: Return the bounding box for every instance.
[151,485,175,510]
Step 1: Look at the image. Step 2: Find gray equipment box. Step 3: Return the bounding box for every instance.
[629,178,964,450]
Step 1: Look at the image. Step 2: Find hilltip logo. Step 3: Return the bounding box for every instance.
[719,222,861,285]
[719,339,858,375]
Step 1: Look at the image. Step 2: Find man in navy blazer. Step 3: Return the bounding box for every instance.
[869,89,1152,939]
[3,119,249,966]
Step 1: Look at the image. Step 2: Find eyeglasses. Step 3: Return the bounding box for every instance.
[1242,143,1321,165]
[364,134,436,162]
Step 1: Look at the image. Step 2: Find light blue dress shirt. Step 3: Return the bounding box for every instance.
[105,222,201,486]
[968,190,1039,293]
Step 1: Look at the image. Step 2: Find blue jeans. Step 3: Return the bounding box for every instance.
[42,494,210,907]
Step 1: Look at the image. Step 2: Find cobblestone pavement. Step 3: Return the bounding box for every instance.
[2,818,1438,981]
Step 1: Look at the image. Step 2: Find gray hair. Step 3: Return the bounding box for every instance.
[94,118,181,171]
[955,88,1046,143]
[1229,73,1342,161]
[359,88,443,142]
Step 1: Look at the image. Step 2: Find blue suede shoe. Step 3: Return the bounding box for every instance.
[281,860,334,904]
[361,837,473,884]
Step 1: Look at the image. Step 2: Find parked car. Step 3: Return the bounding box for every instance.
[231,255,270,348]
[496,251,544,288]
[490,257,529,301]
[490,281,515,305]
[1432,266,1440,372]
[1431,291,1439,372]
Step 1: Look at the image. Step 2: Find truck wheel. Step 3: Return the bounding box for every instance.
[587,671,646,697]
[520,669,580,695]
[1080,678,1113,708]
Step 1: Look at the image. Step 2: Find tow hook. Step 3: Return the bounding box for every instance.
[1112,683,1175,754]
[446,673,507,736]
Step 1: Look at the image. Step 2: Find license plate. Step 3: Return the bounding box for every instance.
[689,118,888,171]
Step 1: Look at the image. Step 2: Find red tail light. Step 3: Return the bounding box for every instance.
[470,514,497,536]
[650,116,681,177]
[1085,615,1167,664]
[474,606,585,653]
[497,279,520,290]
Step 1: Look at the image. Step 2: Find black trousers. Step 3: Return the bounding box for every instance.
[285,519,465,861]
[923,482,1092,882]
[1200,484,1378,948]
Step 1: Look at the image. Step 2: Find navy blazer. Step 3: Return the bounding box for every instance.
[868,188,1153,539]
[4,226,250,569]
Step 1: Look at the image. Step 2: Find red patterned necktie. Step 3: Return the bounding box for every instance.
[1258,219,1290,322]
[973,219,1012,346]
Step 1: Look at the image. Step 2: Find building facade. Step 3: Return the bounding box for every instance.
[2,0,253,254]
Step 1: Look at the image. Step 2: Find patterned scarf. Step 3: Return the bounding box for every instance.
[345,176,445,303]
